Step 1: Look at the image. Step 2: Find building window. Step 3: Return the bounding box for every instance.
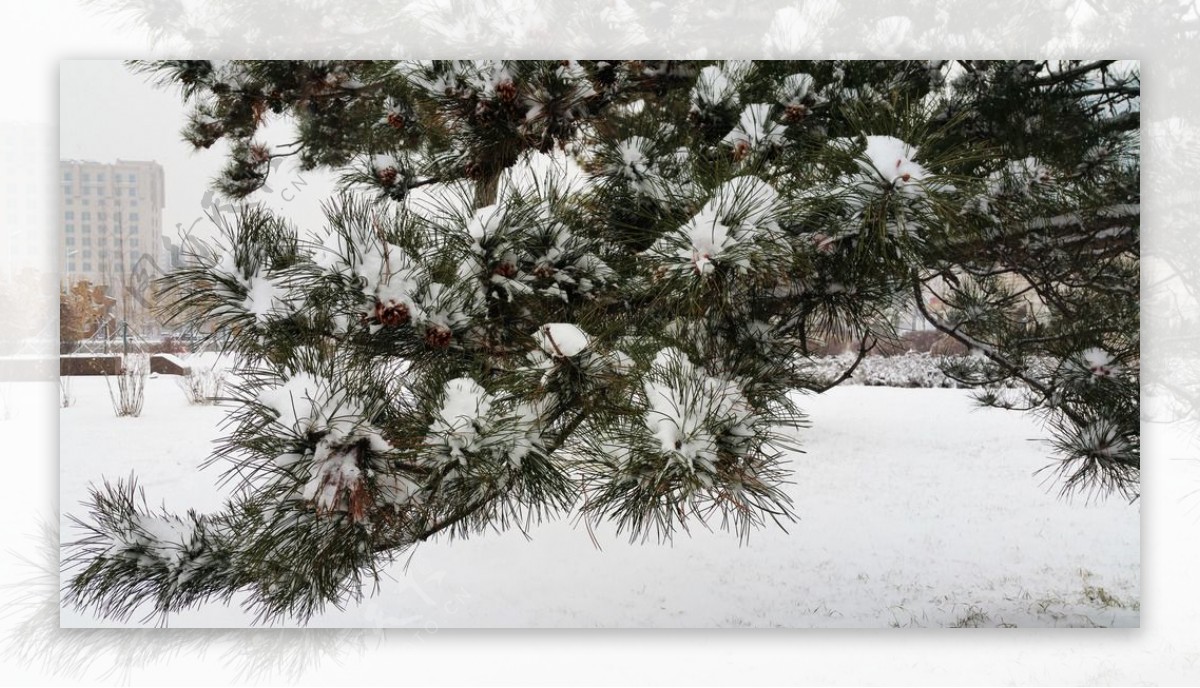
[130,251,140,263]
[81,173,90,182]
[81,211,90,220]
[62,185,71,195]
[129,212,139,221]
[130,237,140,248]
[130,199,138,207]
[82,261,92,271]
[82,249,92,258]
[62,171,72,181]
[82,186,90,196]
[65,223,74,233]
[128,188,136,197]
[127,173,137,183]
[66,237,76,246]
[81,198,89,206]
[113,173,121,182]
[96,173,105,183]
[67,260,76,271]
[65,211,74,220]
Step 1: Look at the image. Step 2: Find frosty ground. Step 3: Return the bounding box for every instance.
[57,364,1139,628]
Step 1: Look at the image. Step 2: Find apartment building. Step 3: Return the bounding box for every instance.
[59,159,166,319]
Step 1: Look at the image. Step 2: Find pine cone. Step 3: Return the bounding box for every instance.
[731,140,751,162]
[495,79,518,104]
[475,100,494,122]
[386,112,406,130]
[375,299,410,328]
[425,324,453,349]
[783,104,808,124]
[492,261,518,279]
[248,143,271,166]
[376,166,398,186]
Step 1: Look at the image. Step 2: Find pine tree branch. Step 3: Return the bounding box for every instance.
[414,495,493,541]
[373,406,592,553]
[911,274,1088,428]
[1032,60,1118,86]
[1073,85,1140,98]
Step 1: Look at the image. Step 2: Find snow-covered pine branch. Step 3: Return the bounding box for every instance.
[67,60,1140,625]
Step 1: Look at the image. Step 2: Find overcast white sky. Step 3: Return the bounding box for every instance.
[59,60,335,244]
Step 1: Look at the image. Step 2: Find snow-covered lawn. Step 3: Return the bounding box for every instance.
[59,371,1139,628]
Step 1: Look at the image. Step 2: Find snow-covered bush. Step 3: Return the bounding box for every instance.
[177,365,227,405]
[807,352,1060,392]
[808,352,963,389]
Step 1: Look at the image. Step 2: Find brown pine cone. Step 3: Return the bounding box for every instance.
[425,323,453,349]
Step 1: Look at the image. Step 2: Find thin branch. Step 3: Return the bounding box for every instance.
[812,335,877,393]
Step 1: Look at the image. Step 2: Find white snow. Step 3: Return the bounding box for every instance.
[649,176,783,276]
[108,514,196,570]
[721,103,787,156]
[1008,156,1053,187]
[857,135,929,191]
[534,323,590,358]
[427,377,493,462]
[642,348,754,472]
[257,373,388,449]
[1077,419,1129,459]
[690,65,740,112]
[1081,346,1120,377]
[612,136,652,183]
[465,203,504,245]
[777,72,817,107]
[257,372,325,435]
[371,153,399,174]
[302,441,363,514]
[241,272,289,324]
[607,136,693,202]
[59,374,1139,628]
[682,212,733,275]
[709,175,779,232]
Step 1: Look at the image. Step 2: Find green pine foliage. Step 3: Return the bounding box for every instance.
[64,60,1139,625]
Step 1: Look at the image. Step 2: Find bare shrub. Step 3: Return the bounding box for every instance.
[60,377,74,408]
[106,356,147,418]
[177,365,226,405]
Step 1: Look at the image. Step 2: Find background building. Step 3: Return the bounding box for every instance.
[59,159,166,327]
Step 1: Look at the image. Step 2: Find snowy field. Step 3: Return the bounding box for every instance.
[58,366,1139,628]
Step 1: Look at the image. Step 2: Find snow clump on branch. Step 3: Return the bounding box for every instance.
[642,347,757,475]
[721,103,787,160]
[534,323,591,358]
[855,135,929,196]
[646,175,785,277]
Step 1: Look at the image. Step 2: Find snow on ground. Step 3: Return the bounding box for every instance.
[59,374,1139,628]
